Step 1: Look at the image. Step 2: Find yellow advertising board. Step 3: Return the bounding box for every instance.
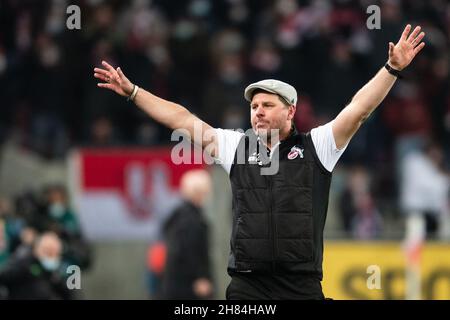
[322,242,450,300]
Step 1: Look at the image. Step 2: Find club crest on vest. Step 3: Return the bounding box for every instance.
[288,146,304,160]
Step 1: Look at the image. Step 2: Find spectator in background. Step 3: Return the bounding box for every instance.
[0,198,13,267]
[400,141,450,239]
[293,95,319,133]
[382,81,432,172]
[89,115,120,147]
[0,217,7,268]
[0,197,26,267]
[14,226,38,258]
[339,166,383,239]
[203,50,248,128]
[0,232,71,300]
[161,169,214,300]
[28,31,69,159]
[146,240,166,300]
[28,185,92,271]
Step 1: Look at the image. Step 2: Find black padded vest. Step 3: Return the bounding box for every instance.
[227,129,332,279]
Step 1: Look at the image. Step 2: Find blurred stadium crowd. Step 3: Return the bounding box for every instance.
[1,0,449,152]
[0,0,449,299]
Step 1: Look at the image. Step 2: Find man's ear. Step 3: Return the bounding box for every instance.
[287,104,297,120]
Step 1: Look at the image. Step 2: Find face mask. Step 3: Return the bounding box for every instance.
[39,257,61,272]
[49,203,65,218]
[189,0,211,17]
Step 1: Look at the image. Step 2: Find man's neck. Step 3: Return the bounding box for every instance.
[260,126,293,150]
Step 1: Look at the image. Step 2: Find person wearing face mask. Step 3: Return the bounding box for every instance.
[0,232,71,300]
[28,185,92,271]
[42,185,80,236]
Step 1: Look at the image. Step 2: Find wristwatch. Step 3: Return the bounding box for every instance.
[384,62,403,79]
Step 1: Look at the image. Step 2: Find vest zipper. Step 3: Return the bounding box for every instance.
[268,175,276,274]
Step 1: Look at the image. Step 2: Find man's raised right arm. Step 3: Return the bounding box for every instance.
[93,61,218,158]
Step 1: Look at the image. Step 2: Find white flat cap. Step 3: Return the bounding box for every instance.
[244,79,298,105]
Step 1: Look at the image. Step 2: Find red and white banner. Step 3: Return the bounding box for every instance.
[69,147,204,240]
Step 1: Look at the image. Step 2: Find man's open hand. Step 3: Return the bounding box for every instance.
[94,61,134,97]
[388,24,426,71]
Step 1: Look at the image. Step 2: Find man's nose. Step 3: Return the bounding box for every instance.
[255,105,265,116]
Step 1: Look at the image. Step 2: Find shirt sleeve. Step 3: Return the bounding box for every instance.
[214,128,245,175]
[310,120,348,172]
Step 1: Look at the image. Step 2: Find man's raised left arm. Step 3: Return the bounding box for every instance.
[332,24,426,149]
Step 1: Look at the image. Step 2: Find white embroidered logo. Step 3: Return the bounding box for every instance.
[248,151,258,163]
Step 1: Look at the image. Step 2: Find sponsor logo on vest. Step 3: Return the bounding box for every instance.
[248,151,258,163]
[288,146,304,160]
[248,151,266,166]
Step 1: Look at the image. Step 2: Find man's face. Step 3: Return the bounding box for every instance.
[34,233,62,260]
[48,188,66,205]
[250,92,295,139]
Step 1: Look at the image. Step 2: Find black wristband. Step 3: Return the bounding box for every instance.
[384,62,403,79]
